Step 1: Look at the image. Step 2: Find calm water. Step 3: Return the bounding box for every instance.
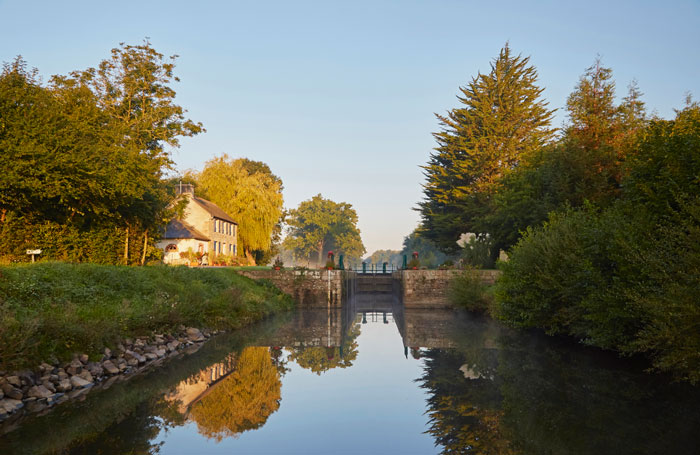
[2,297,700,455]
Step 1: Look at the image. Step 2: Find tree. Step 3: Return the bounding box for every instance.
[483,60,648,251]
[400,229,448,268]
[419,44,555,255]
[195,155,284,264]
[284,194,365,266]
[56,40,205,263]
[0,41,202,264]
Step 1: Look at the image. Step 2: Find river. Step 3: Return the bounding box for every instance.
[1,298,699,454]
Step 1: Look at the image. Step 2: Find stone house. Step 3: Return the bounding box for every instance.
[157,184,238,264]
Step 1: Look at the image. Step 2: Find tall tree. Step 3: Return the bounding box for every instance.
[56,40,205,263]
[284,194,365,266]
[195,155,284,264]
[419,44,555,255]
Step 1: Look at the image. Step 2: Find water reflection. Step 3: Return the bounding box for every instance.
[1,303,700,454]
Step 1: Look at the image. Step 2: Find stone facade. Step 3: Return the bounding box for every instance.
[180,194,238,259]
[393,269,501,309]
[236,269,348,307]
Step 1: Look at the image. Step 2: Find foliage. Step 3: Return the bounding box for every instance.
[284,194,365,266]
[194,155,284,264]
[483,60,647,251]
[494,105,700,382]
[189,347,281,441]
[400,229,447,268]
[0,41,203,264]
[419,44,555,255]
[449,268,494,313]
[0,262,293,371]
[458,233,495,269]
[364,249,401,267]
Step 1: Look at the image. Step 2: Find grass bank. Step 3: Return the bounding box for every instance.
[448,268,496,313]
[0,262,294,372]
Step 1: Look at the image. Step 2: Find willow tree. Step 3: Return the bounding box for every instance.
[196,155,284,264]
[419,44,555,255]
[284,194,365,266]
[189,347,281,441]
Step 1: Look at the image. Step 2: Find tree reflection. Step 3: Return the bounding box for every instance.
[418,315,700,455]
[188,346,281,441]
[287,323,360,375]
[418,349,515,454]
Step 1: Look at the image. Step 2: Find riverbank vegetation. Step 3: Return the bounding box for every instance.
[419,44,700,382]
[0,263,293,371]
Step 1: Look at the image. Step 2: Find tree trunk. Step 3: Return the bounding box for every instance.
[140,229,148,266]
[317,241,324,268]
[245,248,257,266]
[123,226,129,265]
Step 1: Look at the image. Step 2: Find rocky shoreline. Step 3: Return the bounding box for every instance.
[0,326,217,423]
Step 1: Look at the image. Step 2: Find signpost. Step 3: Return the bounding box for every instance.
[26,249,42,263]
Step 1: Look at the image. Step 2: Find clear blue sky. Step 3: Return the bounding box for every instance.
[1,0,698,255]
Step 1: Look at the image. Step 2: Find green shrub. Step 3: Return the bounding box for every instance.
[449,268,493,313]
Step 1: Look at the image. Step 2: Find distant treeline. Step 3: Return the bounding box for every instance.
[419,44,700,383]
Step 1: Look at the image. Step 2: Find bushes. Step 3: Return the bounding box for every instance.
[449,268,494,313]
[0,262,293,371]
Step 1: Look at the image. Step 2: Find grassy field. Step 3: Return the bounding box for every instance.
[0,262,294,371]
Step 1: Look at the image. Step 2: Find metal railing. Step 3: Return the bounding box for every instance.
[349,263,399,275]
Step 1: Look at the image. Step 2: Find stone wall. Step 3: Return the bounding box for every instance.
[236,269,351,308]
[393,269,501,309]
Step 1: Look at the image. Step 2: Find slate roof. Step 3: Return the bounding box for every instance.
[163,219,210,241]
[191,196,238,224]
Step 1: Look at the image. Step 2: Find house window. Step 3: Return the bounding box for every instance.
[213,220,217,233]
[165,244,177,252]
[213,241,217,253]
[222,242,227,254]
[234,244,237,255]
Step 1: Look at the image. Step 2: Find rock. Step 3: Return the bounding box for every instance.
[155,349,167,358]
[102,360,120,375]
[144,353,158,361]
[103,347,112,359]
[79,354,89,364]
[17,371,36,387]
[78,371,93,383]
[0,389,3,400]
[2,383,23,401]
[167,340,180,352]
[186,327,205,342]
[144,345,157,353]
[154,335,165,344]
[41,380,56,393]
[0,408,7,420]
[70,375,93,389]
[39,362,54,374]
[127,358,139,367]
[124,350,146,364]
[6,376,21,387]
[28,385,53,399]
[57,370,68,380]
[56,379,72,393]
[25,400,47,413]
[66,360,83,376]
[86,362,104,378]
[49,374,59,383]
[0,398,24,414]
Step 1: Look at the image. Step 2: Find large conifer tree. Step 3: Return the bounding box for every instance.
[419,44,555,254]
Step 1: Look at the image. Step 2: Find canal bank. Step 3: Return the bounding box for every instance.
[0,263,294,423]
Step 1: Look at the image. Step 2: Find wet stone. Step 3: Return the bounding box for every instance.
[70,375,93,389]
[56,379,72,393]
[0,398,23,414]
[6,376,21,387]
[102,360,120,375]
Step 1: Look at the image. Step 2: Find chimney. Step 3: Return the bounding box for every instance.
[176,182,195,196]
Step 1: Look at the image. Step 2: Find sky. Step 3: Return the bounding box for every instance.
[1,0,699,256]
